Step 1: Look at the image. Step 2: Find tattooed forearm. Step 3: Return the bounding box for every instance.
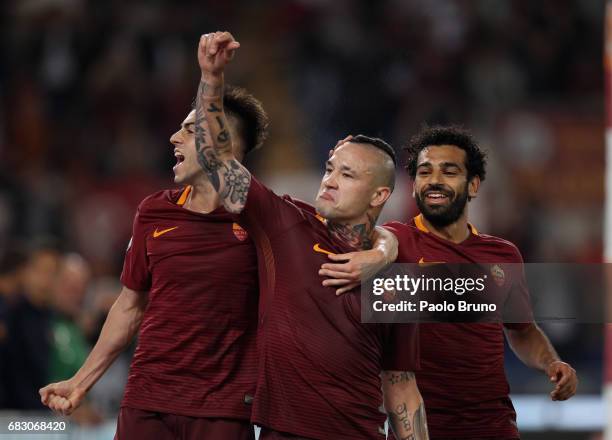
[383,370,429,440]
[207,102,221,112]
[196,80,231,153]
[195,145,223,191]
[194,92,223,192]
[215,116,230,143]
[389,400,428,440]
[392,403,411,432]
[388,371,415,385]
[199,81,222,99]
[194,77,251,213]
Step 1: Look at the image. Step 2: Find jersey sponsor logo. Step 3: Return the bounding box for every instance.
[490,264,505,286]
[153,226,179,238]
[313,243,334,255]
[418,257,446,266]
[232,223,248,241]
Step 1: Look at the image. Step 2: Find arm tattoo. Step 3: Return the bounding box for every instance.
[327,212,377,250]
[194,79,251,212]
[388,371,415,385]
[392,403,412,432]
[389,400,429,440]
[200,81,222,97]
[194,106,223,192]
[221,160,250,205]
[207,102,221,112]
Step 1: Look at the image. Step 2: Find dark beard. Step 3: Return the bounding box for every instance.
[416,183,468,227]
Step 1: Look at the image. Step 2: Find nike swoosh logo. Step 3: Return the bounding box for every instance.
[418,257,445,266]
[313,243,335,255]
[153,226,178,238]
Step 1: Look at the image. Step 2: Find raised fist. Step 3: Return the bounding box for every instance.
[198,31,240,77]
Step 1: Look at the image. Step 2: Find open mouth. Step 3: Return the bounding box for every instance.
[174,152,185,168]
[424,191,451,204]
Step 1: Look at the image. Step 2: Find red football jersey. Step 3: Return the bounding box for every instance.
[239,178,419,440]
[385,214,531,439]
[120,186,258,419]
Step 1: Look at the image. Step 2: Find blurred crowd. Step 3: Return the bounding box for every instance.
[0,0,605,420]
[0,240,130,421]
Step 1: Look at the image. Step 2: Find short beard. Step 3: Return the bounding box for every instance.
[416,183,468,227]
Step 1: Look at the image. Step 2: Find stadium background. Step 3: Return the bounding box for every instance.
[0,0,605,438]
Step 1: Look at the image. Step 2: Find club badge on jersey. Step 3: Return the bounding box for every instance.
[232,223,248,241]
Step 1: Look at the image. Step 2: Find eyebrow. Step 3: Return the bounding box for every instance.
[326,160,356,173]
[417,161,462,169]
[183,122,195,130]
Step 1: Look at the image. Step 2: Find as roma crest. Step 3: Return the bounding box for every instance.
[490,264,505,287]
[232,223,248,241]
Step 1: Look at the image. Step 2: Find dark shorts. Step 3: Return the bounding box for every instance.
[258,427,314,440]
[115,406,255,440]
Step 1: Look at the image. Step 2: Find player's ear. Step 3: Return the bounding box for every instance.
[328,149,334,158]
[468,175,480,200]
[412,181,416,198]
[371,186,391,208]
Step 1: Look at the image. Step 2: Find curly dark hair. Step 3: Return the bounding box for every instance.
[404,125,487,181]
[192,84,269,154]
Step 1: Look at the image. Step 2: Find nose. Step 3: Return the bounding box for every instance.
[427,169,443,185]
[323,171,338,189]
[170,129,181,147]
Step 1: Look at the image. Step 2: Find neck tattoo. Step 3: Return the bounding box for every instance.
[327,213,376,250]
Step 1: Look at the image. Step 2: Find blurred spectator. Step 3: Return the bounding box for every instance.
[4,241,60,409]
[45,252,104,425]
[0,243,27,407]
[48,253,90,383]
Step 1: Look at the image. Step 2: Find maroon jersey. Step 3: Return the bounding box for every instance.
[239,178,419,440]
[385,214,531,439]
[120,186,258,419]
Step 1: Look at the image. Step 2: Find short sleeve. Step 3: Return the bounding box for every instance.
[382,221,402,235]
[240,176,305,237]
[120,206,151,292]
[503,250,533,330]
[381,323,420,371]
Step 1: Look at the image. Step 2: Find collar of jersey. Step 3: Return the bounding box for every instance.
[414,213,479,236]
[177,186,192,206]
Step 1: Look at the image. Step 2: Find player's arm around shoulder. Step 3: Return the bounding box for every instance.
[195,31,250,214]
[381,370,429,440]
[319,226,399,295]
